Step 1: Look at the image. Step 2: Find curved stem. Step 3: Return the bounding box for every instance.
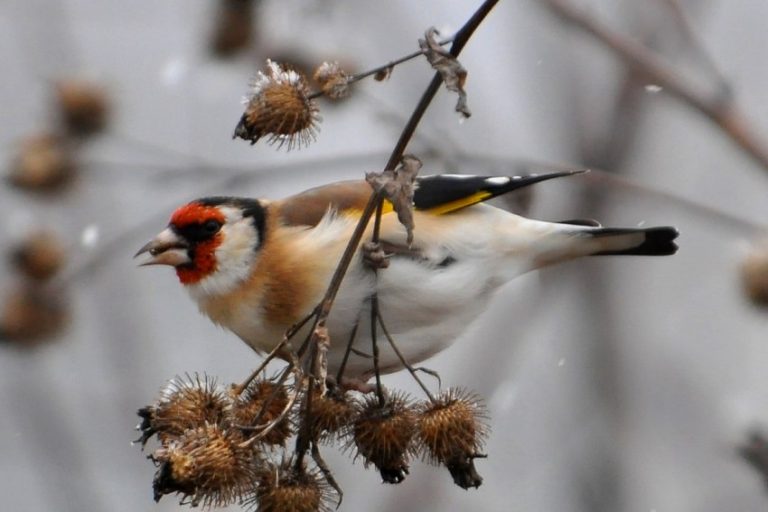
[307,38,454,100]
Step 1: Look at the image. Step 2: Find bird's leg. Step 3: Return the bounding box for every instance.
[338,376,378,394]
[362,241,389,270]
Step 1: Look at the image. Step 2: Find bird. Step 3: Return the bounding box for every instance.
[135,171,678,381]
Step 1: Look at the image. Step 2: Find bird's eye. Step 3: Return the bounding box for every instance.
[203,220,222,234]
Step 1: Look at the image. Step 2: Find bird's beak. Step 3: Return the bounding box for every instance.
[134,228,191,267]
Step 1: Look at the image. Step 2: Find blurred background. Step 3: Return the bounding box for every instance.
[2,0,768,510]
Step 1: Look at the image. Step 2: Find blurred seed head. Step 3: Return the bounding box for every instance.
[417,388,488,489]
[151,424,256,507]
[740,430,768,490]
[250,459,333,512]
[210,0,256,57]
[8,133,75,192]
[230,379,293,447]
[313,61,350,99]
[234,60,320,150]
[741,243,768,307]
[0,285,69,346]
[351,392,417,484]
[137,373,231,446]
[55,80,110,137]
[10,230,66,281]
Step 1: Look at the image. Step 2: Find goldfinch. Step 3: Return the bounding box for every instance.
[136,172,678,379]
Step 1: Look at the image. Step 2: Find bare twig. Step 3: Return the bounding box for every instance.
[312,443,343,507]
[370,295,385,406]
[240,364,302,447]
[377,311,436,402]
[231,309,315,396]
[659,0,732,97]
[544,0,768,175]
[335,317,360,384]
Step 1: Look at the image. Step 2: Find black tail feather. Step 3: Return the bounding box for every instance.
[591,226,679,256]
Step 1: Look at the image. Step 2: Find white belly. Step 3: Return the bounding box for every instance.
[326,256,500,379]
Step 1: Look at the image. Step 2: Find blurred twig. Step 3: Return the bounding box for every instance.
[660,0,732,96]
[544,0,768,175]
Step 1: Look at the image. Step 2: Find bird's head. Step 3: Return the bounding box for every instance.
[136,197,266,294]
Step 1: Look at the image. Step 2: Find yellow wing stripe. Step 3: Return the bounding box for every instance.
[419,191,493,215]
[340,192,491,220]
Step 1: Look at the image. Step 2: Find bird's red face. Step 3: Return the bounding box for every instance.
[136,197,266,291]
[167,203,226,284]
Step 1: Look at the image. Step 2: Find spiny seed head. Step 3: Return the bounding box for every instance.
[55,80,109,136]
[313,61,350,99]
[11,230,66,281]
[151,424,256,507]
[230,379,292,447]
[138,373,231,446]
[234,60,320,150]
[306,387,357,442]
[742,243,768,307]
[351,392,417,484]
[249,459,333,512]
[0,285,69,346]
[8,133,75,192]
[417,388,489,489]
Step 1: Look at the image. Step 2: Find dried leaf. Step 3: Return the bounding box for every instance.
[312,323,330,394]
[374,66,393,81]
[366,155,422,245]
[419,27,471,118]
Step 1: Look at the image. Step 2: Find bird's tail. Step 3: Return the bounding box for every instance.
[529,224,679,269]
[588,226,679,256]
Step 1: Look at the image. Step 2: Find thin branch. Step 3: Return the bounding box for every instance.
[231,309,315,396]
[545,0,768,175]
[659,0,732,97]
[377,311,436,402]
[307,38,454,100]
[335,317,360,384]
[312,443,343,507]
[239,364,301,447]
[370,295,385,405]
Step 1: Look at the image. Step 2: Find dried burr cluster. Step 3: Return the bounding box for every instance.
[137,373,487,509]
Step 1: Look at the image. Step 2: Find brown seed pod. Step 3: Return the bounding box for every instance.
[351,392,417,484]
[416,388,489,489]
[151,424,256,507]
[10,230,66,281]
[233,60,320,150]
[249,459,333,512]
[230,379,293,447]
[742,243,768,307]
[55,80,109,136]
[313,61,350,100]
[137,373,231,446]
[0,285,69,346]
[8,133,75,192]
[306,387,357,442]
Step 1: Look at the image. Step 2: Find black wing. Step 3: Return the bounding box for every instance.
[414,170,586,214]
